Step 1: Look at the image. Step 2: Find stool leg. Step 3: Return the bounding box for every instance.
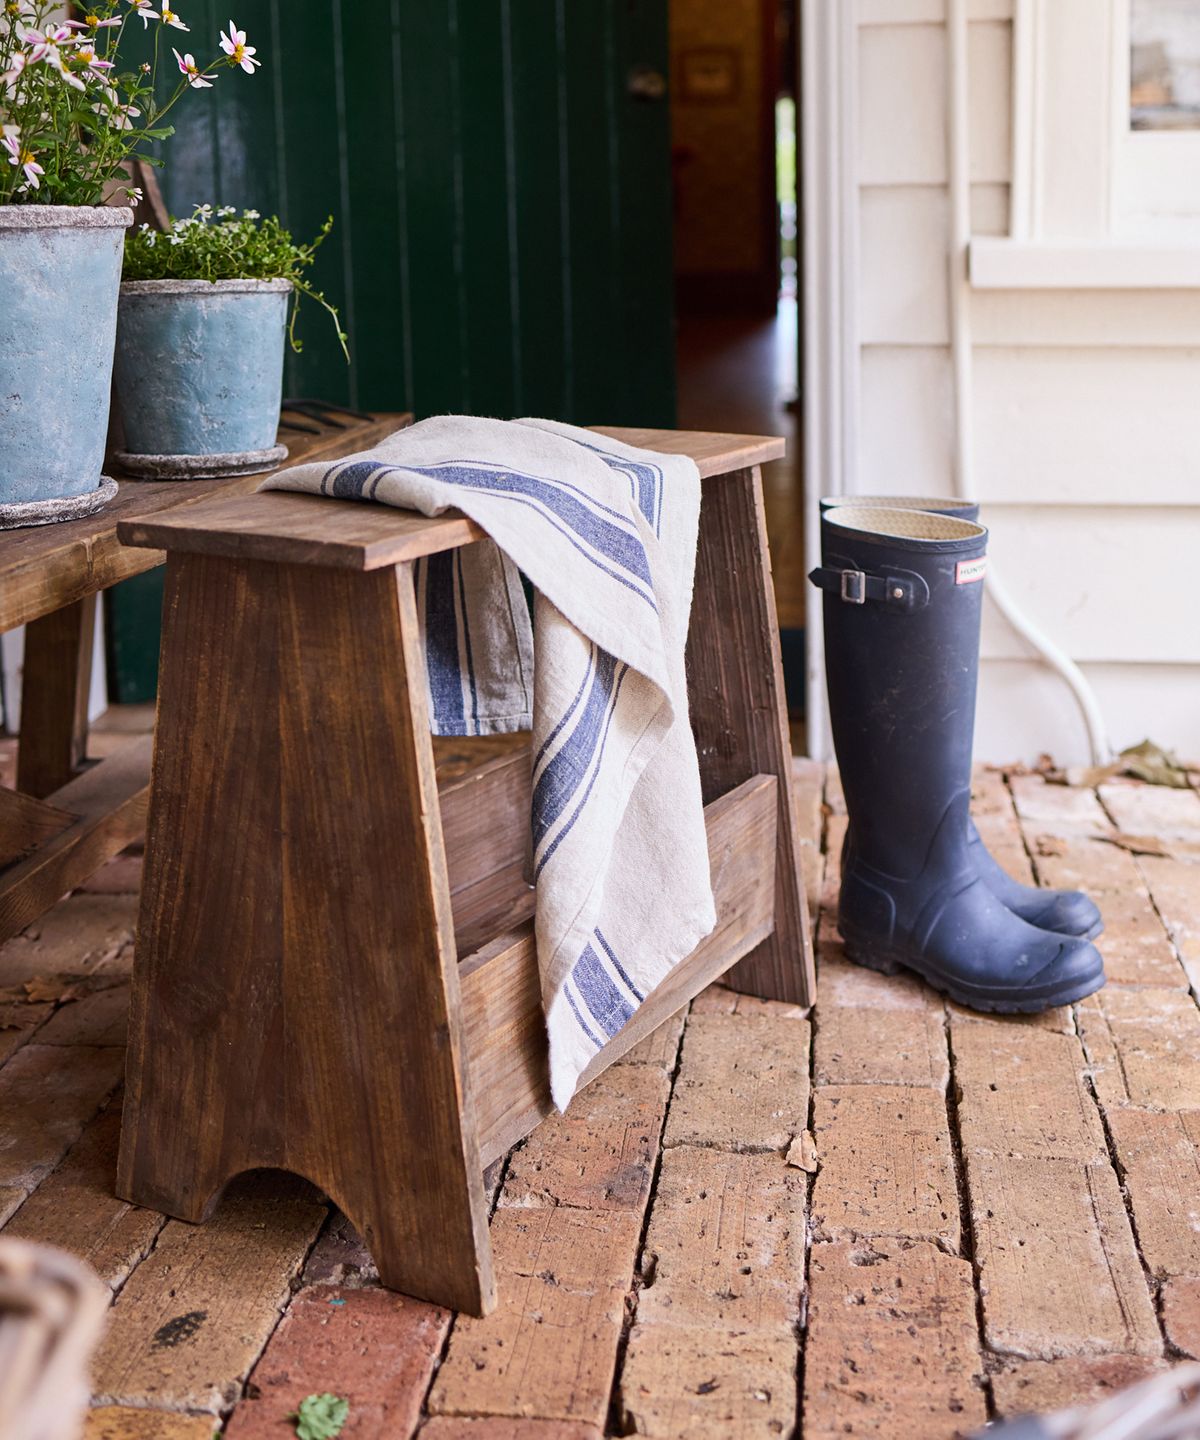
[118,553,495,1316]
[686,464,814,1005]
[16,596,95,798]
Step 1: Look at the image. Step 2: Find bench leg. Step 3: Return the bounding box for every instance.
[686,464,814,1005]
[118,553,496,1315]
[17,596,95,798]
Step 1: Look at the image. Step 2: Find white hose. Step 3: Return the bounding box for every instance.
[946,0,1112,765]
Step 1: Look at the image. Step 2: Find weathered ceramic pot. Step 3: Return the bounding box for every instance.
[113,278,291,479]
[0,205,132,529]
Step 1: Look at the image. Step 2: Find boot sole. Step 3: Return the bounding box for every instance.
[841,934,1106,1013]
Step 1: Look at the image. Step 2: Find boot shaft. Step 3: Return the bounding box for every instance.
[814,506,988,880]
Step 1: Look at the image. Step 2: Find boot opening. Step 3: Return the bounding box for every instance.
[823,506,985,543]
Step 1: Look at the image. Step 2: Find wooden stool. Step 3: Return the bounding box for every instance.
[114,427,813,1317]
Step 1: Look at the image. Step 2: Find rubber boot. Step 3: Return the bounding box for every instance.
[812,506,1105,1012]
[819,493,1102,942]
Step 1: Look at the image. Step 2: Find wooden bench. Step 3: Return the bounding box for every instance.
[114,427,814,1317]
[0,412,408,940]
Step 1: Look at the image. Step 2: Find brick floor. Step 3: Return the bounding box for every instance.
[4,762,1200,1437]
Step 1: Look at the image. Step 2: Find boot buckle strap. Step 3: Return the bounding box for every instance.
[809,565,929,612]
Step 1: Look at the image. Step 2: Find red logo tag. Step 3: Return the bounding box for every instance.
[956,557,987,585]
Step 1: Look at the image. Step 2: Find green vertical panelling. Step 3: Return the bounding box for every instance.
[456,0,518,418]
[615,0,677,425]
[129,0,674,423]
[507,3,571,419]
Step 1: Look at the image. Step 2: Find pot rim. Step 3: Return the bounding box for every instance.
[120,277,293,296]
[0,203,134,231]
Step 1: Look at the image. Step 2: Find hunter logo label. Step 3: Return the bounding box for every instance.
[956,557,988,585]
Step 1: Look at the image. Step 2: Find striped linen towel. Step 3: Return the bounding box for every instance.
[260,415,716,1108]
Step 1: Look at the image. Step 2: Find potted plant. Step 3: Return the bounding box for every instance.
[114,206,348,479]
[0,3,259,528]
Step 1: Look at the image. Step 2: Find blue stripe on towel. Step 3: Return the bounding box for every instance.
[566,439,664,536]
[531,649,619,854]
[595,929,644,1001]
[573,940,636,1039]
[564,979,604,1049]
[534,661,628,879]
[533,645,596,776]
[423,551,467,735]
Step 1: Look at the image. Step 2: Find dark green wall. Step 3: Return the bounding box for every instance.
[148,0,677,426]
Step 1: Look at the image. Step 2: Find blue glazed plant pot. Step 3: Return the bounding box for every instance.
[113,278,291,479]
[0,205,132,529]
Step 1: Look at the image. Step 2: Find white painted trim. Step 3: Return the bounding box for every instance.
[801,0,858,760]
[971,236,1200,288]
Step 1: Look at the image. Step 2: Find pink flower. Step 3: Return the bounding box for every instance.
[173,47,211,87]
[218,20,259,73]
[2,132,45,190]
[155,1,189,30]
[0,50,27,88]
[22,24,73,66]
[73,43,115,78]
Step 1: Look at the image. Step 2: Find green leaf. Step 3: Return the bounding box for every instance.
[291,1393,349,1440]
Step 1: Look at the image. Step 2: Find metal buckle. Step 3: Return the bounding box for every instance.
[840,569,867,604]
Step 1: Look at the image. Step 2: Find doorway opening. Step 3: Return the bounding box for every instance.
[670,0,804,736]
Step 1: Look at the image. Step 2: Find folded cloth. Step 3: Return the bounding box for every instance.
[260,415,716,1108]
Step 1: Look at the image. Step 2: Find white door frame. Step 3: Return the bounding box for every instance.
[800,0,858,760]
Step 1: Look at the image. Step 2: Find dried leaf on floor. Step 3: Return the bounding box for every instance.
[1119,739,1192,790]
[9,972,126,1006]
[1034,834,1069,857]
[786,1131,819,1173]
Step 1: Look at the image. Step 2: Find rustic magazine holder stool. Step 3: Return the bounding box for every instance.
[114,426,813,1317]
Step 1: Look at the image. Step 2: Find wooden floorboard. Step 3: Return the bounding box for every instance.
[2,756,1200,1435]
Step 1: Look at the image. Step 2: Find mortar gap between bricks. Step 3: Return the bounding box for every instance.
[604,991,689,1439]
[1083,1066,1167,1343]
[943,997,996,1422]
[795,783,826,1440]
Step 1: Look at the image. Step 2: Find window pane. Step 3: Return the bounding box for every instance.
[1132,0,1200,131]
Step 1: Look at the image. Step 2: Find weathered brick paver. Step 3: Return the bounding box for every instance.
[429,1206,642,1425]
[620,1325,797,1438]
[636,1144,805,1329]
[1078,985,1200,1110]
[814,993,947,1088]
[950,1020,1106,1161]
[503,1064,669,1212]
[4,1101,163,1288]
[966,1152,1160,1358]
[803,1240,986,1438]
[1138,853,1200,992]
[662,1013,810,1153]
[1161,1275,1200,1357]
[0,1041,124,1193]
[811,1086,959,1249]
[91,1174,328,1414]
[423,1422,602,1440]
[1105,1107,1200,1277]
[991,1356,1169,1417]
[225,1285,450,1438]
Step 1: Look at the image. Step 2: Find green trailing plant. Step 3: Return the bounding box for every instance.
[1,1,259,206]
[123,205,350,360]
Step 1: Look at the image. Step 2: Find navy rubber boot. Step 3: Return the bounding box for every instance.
[820,493,1103,943]
[811,506,1105,1013]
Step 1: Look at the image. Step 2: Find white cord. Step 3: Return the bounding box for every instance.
[946,0,1112,765]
